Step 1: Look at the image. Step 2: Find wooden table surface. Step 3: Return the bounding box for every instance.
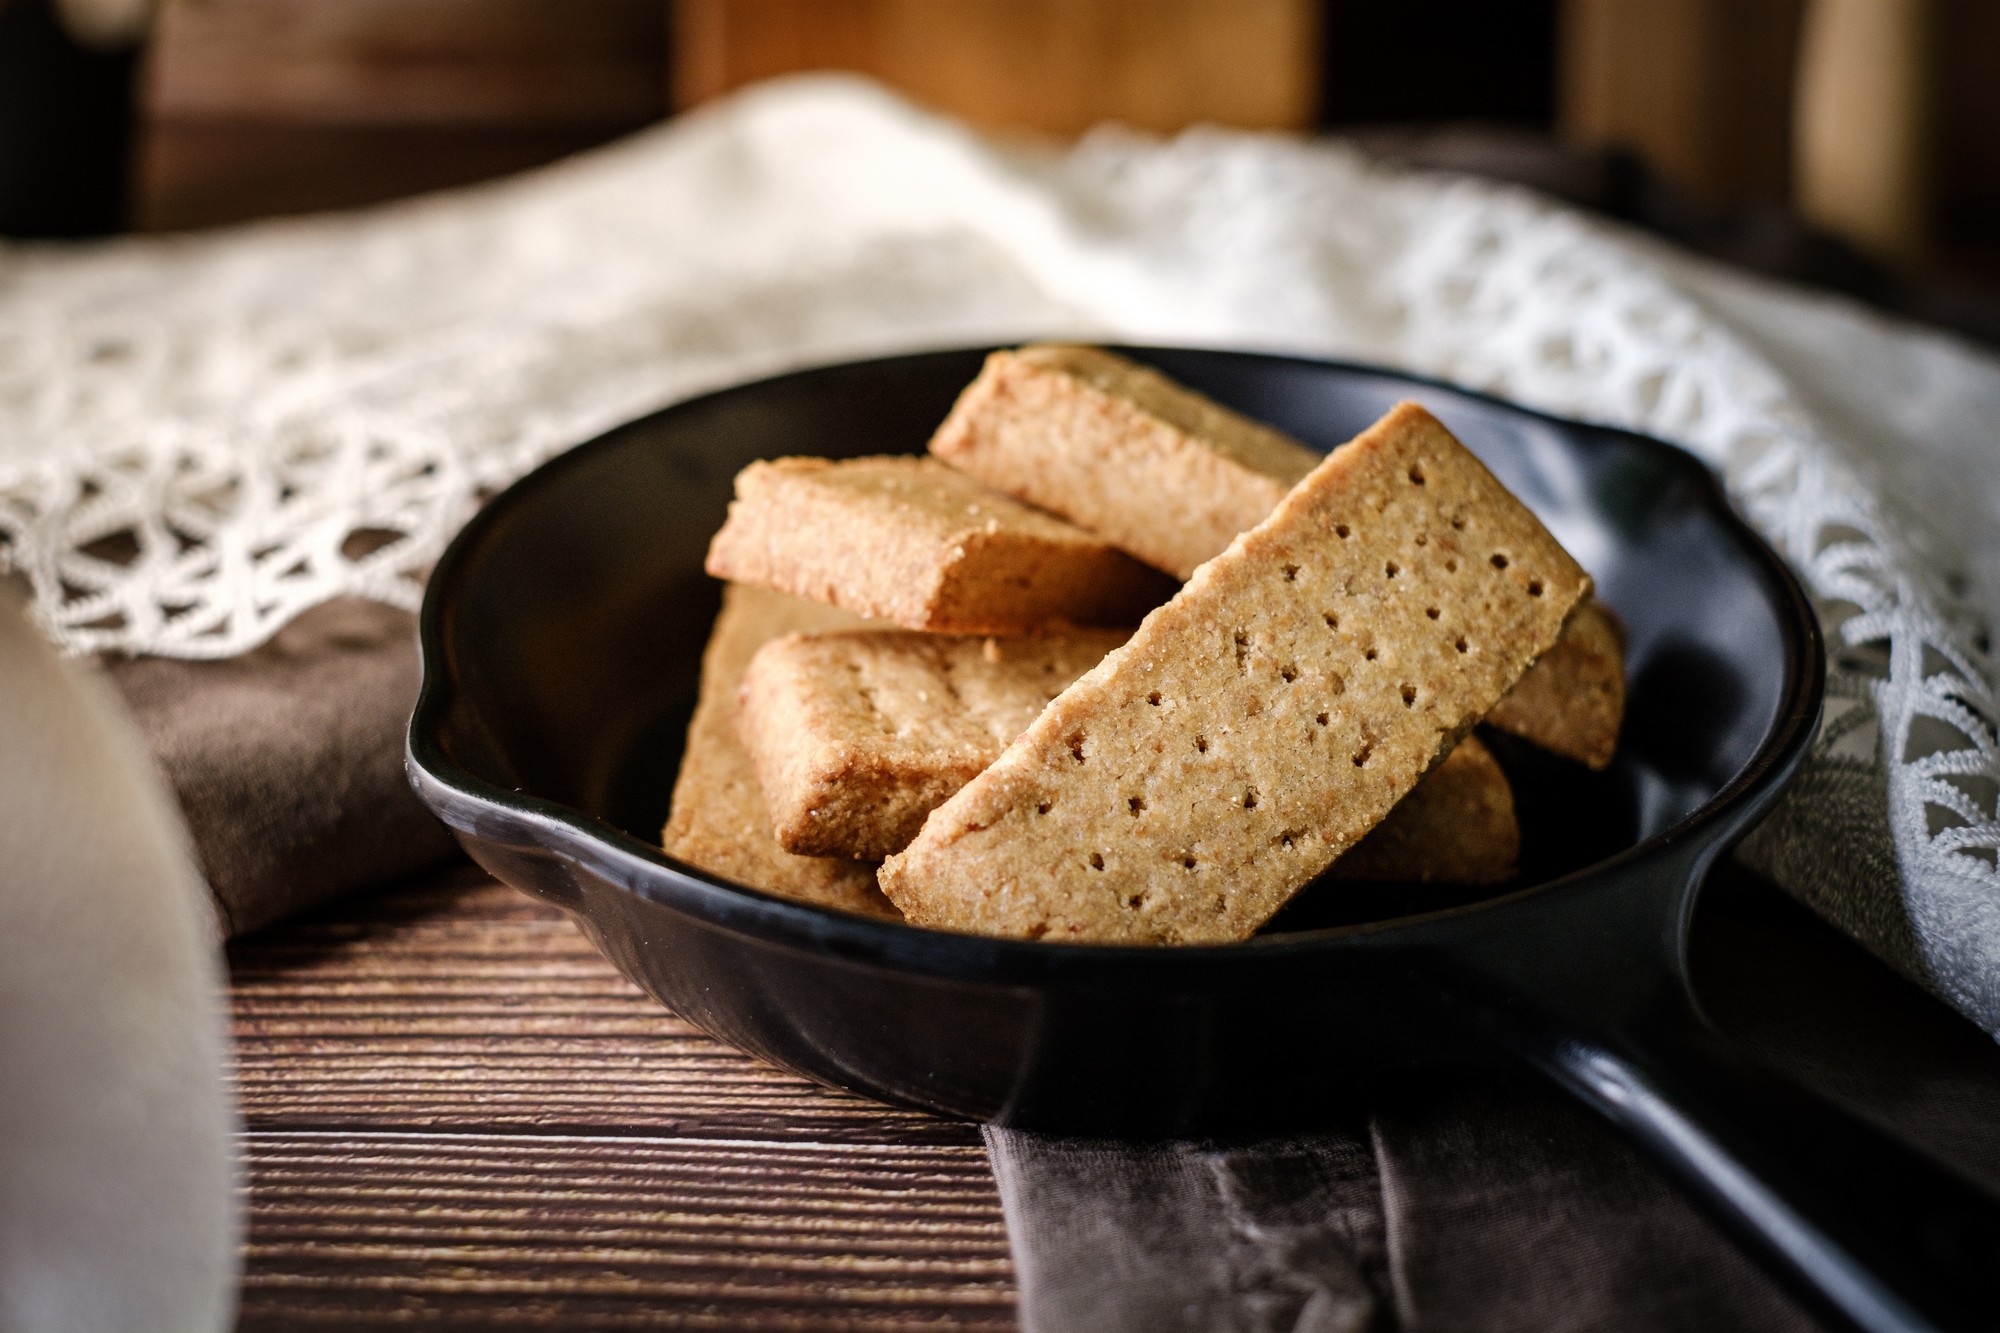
[222,850,2000,1329]
[227,863,1018,1330]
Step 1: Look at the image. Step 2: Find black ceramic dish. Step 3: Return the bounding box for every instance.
[409,347,2000,1333]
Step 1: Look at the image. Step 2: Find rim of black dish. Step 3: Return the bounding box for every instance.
[407,344,1827,973]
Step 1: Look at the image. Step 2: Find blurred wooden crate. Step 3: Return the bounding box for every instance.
[1560,0,1804,208]
[1560,0,2000,276]
[136,0,668,230]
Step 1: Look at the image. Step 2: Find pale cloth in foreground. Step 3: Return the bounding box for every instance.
[0,581,240,1332]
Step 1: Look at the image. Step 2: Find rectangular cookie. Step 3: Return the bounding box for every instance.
[880,401,1591,943]
[1483,597,1624,769]
[929,344,1623,767]
[929,343,1321,581]
[1330,735,1516,884]
[661,583,899,919]
[704,455,1173,634]
[741,626,1520,877]
[738,627,1131,859]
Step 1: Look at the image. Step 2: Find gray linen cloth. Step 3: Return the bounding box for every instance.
[104,598,454,935]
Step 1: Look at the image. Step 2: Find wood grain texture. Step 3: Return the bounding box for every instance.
[134,0,666,231]
[145,0,668,125]
[228,865,1016,1329]
[134,121,641,232]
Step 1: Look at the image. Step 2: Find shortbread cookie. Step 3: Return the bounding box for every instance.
[661,584,898,919]
[1484,598,1624,769]
[704,455,1171,634]
[880,401,1590,943]
[930,344,1624,766]
[738,628,1131,859]
[1330,736,1517,883]
[930,344,1321,581]
[742,627,1521,874]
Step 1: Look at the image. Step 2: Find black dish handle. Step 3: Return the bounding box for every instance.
[1536,998,2000,1333]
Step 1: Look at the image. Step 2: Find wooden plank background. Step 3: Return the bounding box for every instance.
[228,864,1017,1329]
[126,0,2000,279]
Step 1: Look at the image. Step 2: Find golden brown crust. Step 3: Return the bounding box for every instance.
[1486,598,1625,769]
[742,627,1521,877]
[703,455,1171,633]
[1331,736,1518,883]
[737,628,1130,859]
[880,402,1591,944]
[660,584,899,918]
[930,345,1624,763]
[929,345,1321,581]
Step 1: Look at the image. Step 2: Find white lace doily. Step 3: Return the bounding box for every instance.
[3,76,1997,1031]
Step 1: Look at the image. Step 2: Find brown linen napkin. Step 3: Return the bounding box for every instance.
[103,597,455,937]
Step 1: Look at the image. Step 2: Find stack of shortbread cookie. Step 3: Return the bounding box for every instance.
[664,345,1622,943]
